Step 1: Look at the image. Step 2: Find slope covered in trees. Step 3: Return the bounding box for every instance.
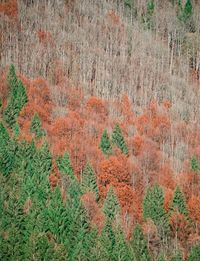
[1,0,200,260]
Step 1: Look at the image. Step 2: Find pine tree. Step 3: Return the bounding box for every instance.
[29,141,52,208]
[103,186,120,221]
[147,1,154,17]
[0,141,16,177]
[43,186,66,242]
[37,141,52,175]
[81,162,99,200]
[15,139,37,172]
[0,157,28,261]
[4,65,28,128]
[56,152,74,178]
[130,224,151,261]
[99,220,116,261]
[16,80,28,109]
[99,129,112,156]
[7,64,18,92]
[191,156,200,172]
[30,112,45,138]
[184,0,192,20]
[113,226,130,261]
[112,124,128,155]
[170,186,188,216]
[67,177,81,204]
[188,243,200,261]
[177,0,194,31]
[3,102,18,128]
[20,139,36,162]
[63,178,93,261]
[178,0,182,9]
[0,124,17,177]
[0,127,54,261]
[143,185,170,238]
[142,0,155,30]
[0,198,28,260]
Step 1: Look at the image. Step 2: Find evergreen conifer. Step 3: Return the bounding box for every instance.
[43,186,65,241]
[142,0,155,30]
[0,126,17,177]
[184,0,192,20]
[112,124,128,155]
[56,152,74,178]
[130,224,151,261]
[170,186,188,216]
[99,129,112,156]
[4,65,28,128]
[113,226,130,261]
[191,156,200,172]
[81,162,99,200]
[7,64,18,92]
[103,186,120,221]
[64,178,92,261]
[100,220,116,260]
[30,112,45,138]
[143,185,170,237]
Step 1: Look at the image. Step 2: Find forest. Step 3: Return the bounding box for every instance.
[1,0,200,260]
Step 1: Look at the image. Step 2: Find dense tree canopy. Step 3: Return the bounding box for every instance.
[1,0,200,256]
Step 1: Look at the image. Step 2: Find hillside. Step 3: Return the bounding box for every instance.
[1,0,200,260]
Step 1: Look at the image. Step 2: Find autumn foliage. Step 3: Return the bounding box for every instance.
[0,0,18,20]
[1,64,200,259]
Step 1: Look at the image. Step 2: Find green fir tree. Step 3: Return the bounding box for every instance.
[99,220,116,261]
[30,112,45,138]
[7,64,18,92]
[178,0,194,31]
[143,185,170,238]
[103,186,120,222]
[143,0,155,30]
[170,186,188,216]
[112,124,128,155]
[99,129,112,156]
[190,156,200,172]
[81,162,99,200]
[0,124,17,177]
[130,224,151,261]
[64,178,93,261]
[113,226,130,261]
[56,152,74,178]
[3,65,28,128]
[16,80,28,110]
[184,0,193,20]
[43,186,66,242]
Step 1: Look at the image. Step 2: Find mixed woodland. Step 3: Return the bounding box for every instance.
[1,0,200,260]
